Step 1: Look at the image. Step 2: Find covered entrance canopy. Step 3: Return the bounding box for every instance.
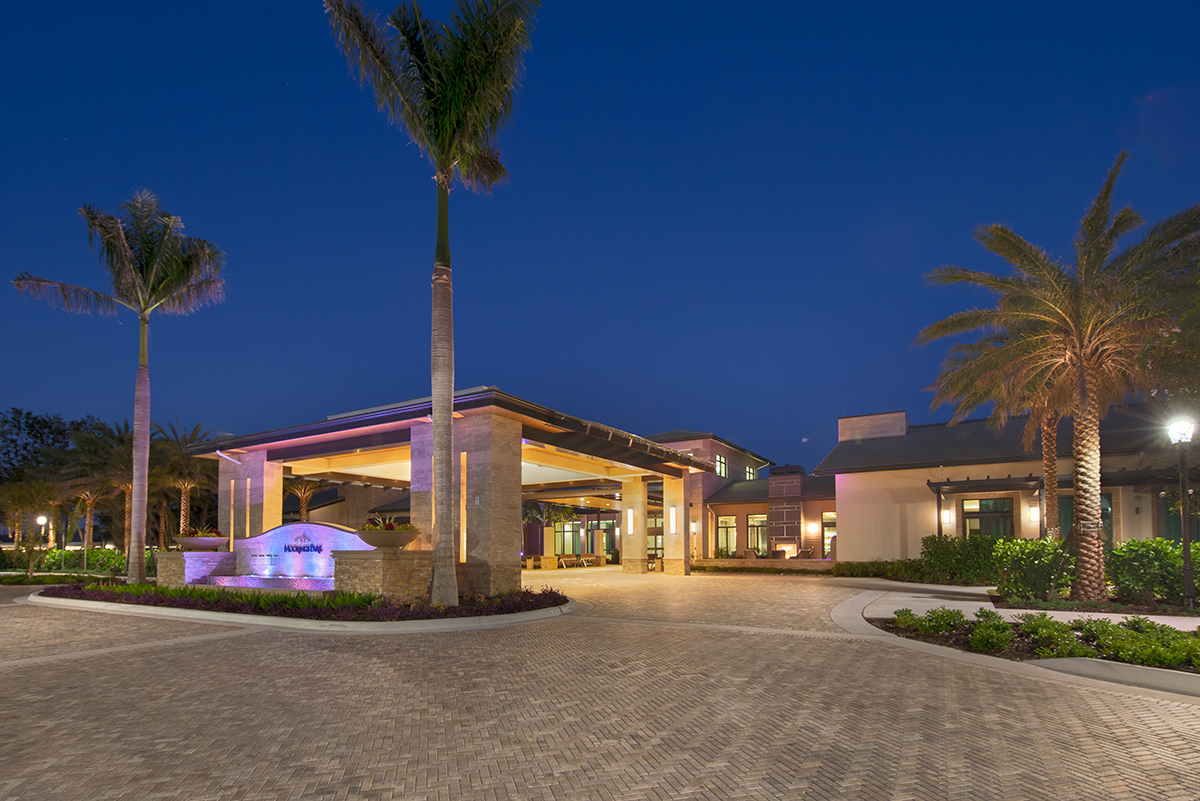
[193,387,715,592]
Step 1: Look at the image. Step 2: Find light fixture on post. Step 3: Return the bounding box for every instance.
[1168,418,1195,610]
[36,514,48,544]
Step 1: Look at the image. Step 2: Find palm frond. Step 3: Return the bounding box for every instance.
[12,273,122,315]
[325,0,413,132]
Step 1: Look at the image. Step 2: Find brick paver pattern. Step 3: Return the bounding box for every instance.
[0,572,1197,800]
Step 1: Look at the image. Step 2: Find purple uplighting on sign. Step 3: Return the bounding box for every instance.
[234,522,373,580]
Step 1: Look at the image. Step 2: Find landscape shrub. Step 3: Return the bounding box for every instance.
[993,538,1074,600]
[40,582,569,622]
[830,560,927,582]
[1107,538,1182,604]
[1014,612,1095,658]
[1072,616,1200,669]
[920,534,1001,585]
[969,608,1013,652]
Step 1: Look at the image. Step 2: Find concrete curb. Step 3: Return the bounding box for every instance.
[22,591,577,634]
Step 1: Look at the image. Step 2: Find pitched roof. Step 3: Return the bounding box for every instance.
[814,405,1166,475]
[705,478,768,504]
[648,430,774,467]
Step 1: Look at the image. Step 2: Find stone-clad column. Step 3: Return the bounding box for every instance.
[662,475,691,575]
[455,413,523,595]
[217,451,283,539]
[620,478,648,574]
[409,422,434,550]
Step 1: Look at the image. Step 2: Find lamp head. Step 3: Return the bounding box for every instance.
[1168,419,1195,445]
[35,515,47,526]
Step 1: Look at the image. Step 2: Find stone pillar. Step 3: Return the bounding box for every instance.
[620,478,648,574]
[662,475,691,575]
[340,485,406,529]
[217,451,283,540]
[409,422,434,549]
[541,525,558,568]
[455,413,523,595]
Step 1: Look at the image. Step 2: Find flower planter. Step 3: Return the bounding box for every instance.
[356,530,419,550]
[175,536,228,552]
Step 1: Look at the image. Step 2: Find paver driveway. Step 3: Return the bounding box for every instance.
[0,570,1197,800]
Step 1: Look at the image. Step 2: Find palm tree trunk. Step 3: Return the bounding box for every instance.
[1041,415,1061,539]
[1069,375,1107,601]
[129,317,150,581]
[178,486,191,537]
[84,498,94,551]
[430,182,460,606]
[121,484,132,554]
[299,494,310,523]
[157,499,168,550]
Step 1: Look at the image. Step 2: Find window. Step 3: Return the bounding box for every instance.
[747,514,768,554]
[555,521,583,554]
[745,465,756,481]
[716,515,737,556]
[821,512,837,558]
[1061,494,1114,550]
[716,454,727,477]
[960,497,1013,537]
[647,515,664,558]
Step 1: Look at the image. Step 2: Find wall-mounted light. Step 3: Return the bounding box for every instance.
[626,508,634,533]
[690,521,696,534]
[806,522,818,535]
[669,507,677,535]
[1028,506,1041,523]
[940,509,953,526]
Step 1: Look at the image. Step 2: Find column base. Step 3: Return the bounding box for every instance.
[662,558,689,576]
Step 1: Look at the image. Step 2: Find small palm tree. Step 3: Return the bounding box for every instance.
[153,421,217,539]
[918,152,1200,600]
[325,0,537,604]
[13,191,224,581]
[284,478,329,522]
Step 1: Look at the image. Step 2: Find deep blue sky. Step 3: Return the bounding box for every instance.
[4,2,1200,470]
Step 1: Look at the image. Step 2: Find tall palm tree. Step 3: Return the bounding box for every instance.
[917,152,1200,600]
[12,191,224,581]
[325,0,537,605]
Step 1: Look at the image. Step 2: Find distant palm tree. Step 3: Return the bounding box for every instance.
[325,0,537,604]
[153,421,216,539]
[284,477,328,523]
[12,191,224,581]
[917,152,1200,600]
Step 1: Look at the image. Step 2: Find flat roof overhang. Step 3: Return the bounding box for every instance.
[192,387,714,499]
[927,468,1175,496]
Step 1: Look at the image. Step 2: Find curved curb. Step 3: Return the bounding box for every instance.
[22,591,577,634]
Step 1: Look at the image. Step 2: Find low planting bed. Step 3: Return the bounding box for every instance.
[873,606,1200,674]
[40,583,569,622]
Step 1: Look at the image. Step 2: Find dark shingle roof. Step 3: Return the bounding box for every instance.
[648,431,774,467]
[705,478,769,504]
[814,405,1165,475]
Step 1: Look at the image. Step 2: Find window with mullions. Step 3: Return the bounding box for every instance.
[960,498,1013,537]
[747,514,768,554]
[716,515,737,555]
[647,515,664,558]
[746,466,756,480]
[555,521,583,554]
[716,454,727,477]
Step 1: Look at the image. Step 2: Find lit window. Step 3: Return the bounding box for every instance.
[745,465,756,481]
[716,454,727,477]
[747,514,767,554]
[716,515,737,555]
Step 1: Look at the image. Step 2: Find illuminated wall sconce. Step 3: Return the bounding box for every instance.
[626,508,634,532]
[806,522,819,535]
[940,509,953,526]
[1028,506,1041,523]
[669,507,677,535]
[690,521,696,534]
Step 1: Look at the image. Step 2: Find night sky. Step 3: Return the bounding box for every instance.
[4,2,1200,470]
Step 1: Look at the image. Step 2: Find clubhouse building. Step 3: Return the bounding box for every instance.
[194,388,1192,590]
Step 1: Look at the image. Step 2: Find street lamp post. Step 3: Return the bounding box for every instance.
[1168,419,1195,611]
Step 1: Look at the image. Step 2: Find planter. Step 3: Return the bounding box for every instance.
[357,530,419,550]
[175,536,228,552]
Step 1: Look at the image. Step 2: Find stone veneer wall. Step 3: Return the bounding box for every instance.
[156,552,238,588]
[333,550,434,599]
